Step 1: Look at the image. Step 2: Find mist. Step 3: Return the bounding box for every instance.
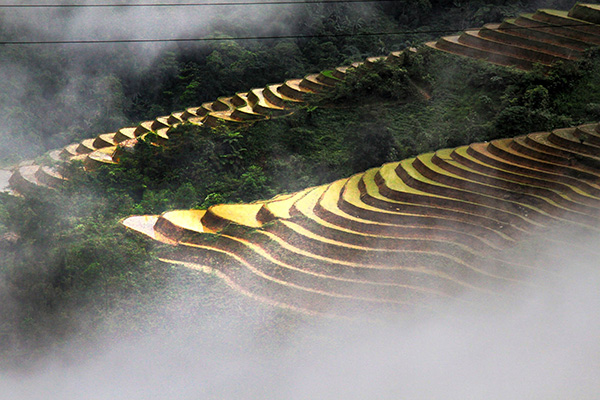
[1,228,599,399]
[0,0,330,164]
[1,0,305,42]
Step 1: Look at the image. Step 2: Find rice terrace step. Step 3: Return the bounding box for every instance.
[123,121,600,316]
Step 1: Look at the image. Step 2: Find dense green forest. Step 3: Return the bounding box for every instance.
[0,0,598,363]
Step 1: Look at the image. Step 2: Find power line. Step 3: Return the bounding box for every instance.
[0,0,394,8]
[0,23,595,45]
[0,31,424,46]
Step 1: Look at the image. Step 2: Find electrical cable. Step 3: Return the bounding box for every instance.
[0,22,595,45]
[0,0,397,8]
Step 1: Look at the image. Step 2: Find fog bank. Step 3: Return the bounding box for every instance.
[2,232,600,399]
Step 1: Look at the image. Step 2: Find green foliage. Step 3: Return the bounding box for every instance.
[201,192,226,209]
[318,61,417,104]
[238,166,273,201]
[0,186,164,356]
[489,49,600,136]
[347,121,399,172]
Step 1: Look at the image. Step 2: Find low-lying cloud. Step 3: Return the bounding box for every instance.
[2,229,600,399]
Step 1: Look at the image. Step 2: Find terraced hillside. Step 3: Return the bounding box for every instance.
[428,3,600,70]
[124,122,600,316]
[8,50,411,194]
[9,3,600,195]
[5,2,600,317]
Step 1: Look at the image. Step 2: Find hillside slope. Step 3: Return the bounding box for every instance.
[124,122,600,316]
[8,3,600,195]
[428,3,600,70]
[4,2,600,320]
[7,51,411,195]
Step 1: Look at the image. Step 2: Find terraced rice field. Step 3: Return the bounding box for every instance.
[428,3,600,70]
[123,122,600,316]
[9,4,600,195]
[7,50,409,194]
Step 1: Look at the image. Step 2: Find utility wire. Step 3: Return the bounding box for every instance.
[0,23,595,45]
[0,0,395,8]
[0,23,589,45]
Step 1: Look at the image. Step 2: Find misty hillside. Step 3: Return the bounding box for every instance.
[1,1,600,399]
